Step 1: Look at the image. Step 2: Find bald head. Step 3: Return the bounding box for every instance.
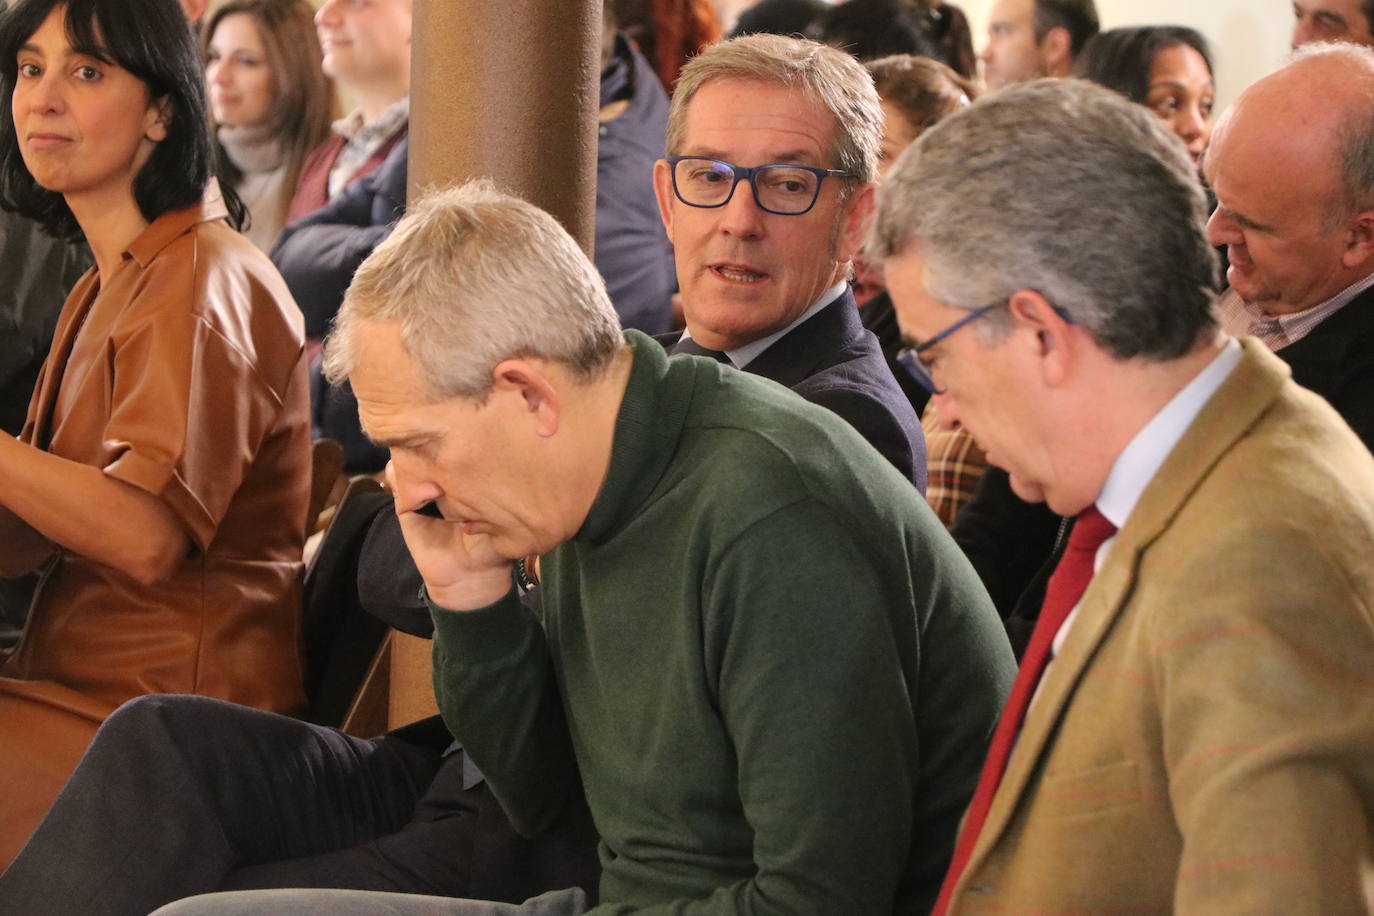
[1204,43,1374,312]
[1211,44,1374,224]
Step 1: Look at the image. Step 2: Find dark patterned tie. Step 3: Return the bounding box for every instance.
[672,337,730,364]
[1246,314,1290,350]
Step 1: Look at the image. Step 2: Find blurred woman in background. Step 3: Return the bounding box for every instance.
[1074,25,1215,168]
[204,0,332,250]
[856,55,981,527]
[0,0,309,866]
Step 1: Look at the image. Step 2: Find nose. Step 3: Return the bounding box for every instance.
[207,59,231,86]
[1175,105,1204,144]
[931,391,961,432]
[315,0,339,27]
[387,453,443,513]
[1205,206,1237,248]
[1291,20,1310,51]
[717,177,767,240]
[19,69,64,117]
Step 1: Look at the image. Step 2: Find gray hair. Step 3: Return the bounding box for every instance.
[666,33,883,185]
[870,78,1218,361]
[1288,42,1374,225]
[323,181,624,400]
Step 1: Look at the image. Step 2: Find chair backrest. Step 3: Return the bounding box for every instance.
[306,438,346,535]
[301,475,393,726]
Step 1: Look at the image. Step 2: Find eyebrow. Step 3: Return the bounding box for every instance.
[1147,80,1215,91]
[683,147,820,166]
[18,41,115,63]
[1220,205,1270,232]
[366,431,439,451]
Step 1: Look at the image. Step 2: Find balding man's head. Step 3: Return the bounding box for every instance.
[1204,43,1374,313]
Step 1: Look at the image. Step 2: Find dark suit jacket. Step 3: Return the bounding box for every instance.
[661,290,928,492]
[1276,282,1374,452]
[952,467,1066,645]
[285,123,409,225]
[857,289,931,416]
[272,139,409,473]
[272,138,409,340]
[0,213,90,436]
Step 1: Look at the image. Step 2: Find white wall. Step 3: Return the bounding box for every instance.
[959,0,1292,113]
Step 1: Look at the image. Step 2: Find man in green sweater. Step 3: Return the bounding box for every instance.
[141,178,1012,916]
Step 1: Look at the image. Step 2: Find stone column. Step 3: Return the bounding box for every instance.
[388,0,602,729]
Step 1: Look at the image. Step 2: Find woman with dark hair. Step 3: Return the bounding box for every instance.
[0,0,310,866]
[814,0,976,78]
[1074,25,1216,167]
[204,0,333,251]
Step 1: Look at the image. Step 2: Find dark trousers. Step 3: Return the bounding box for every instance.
[0,695,600,916]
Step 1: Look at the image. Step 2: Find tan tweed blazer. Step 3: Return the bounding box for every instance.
[947,339,1374,914]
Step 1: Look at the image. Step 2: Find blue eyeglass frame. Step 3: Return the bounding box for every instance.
[896,299,1076,395]
[664,155,852,216]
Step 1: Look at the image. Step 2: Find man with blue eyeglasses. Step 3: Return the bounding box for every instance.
[651,33,928,491]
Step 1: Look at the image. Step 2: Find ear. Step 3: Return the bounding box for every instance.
[1038,27,1073,77]
[1341,209,1374,270]
[834,181,877,265]
[491,360,561,438]
[144,96,171,144]
[653,158,676,244]
[1006,289,1077,388]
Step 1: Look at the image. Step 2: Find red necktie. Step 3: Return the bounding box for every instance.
[932,505,1118,914]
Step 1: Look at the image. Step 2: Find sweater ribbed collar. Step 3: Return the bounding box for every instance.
[576,331,693,546]
[217,122,286,175]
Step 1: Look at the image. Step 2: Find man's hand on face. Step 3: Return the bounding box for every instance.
[387,464,514,612]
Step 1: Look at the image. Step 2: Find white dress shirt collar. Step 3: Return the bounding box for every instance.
[1046,338,1245,663]
[1096,338,1244,531]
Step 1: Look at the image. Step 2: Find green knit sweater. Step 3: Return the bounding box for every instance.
[430,331,1014,914]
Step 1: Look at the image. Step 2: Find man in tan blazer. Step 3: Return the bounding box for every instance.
[870,74,1374,912]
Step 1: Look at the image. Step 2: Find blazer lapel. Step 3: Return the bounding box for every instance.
[741,290,860,386]
[962,339,1294,876]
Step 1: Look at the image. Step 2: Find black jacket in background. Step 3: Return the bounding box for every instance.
[0,212,91,435]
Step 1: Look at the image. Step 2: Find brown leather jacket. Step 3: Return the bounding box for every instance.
[4,184,309,715]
